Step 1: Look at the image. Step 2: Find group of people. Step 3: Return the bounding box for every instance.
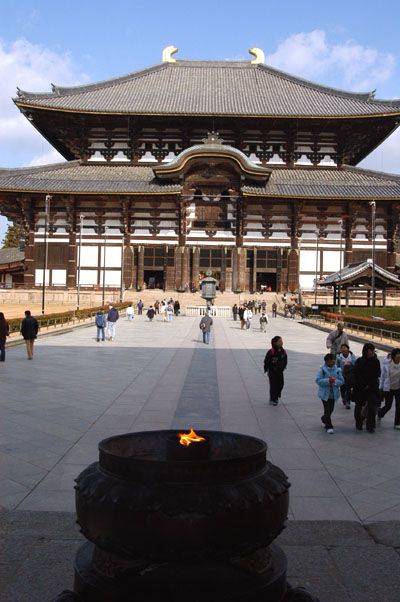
[262,320,399,436]
[319,322,399,434]
[0,310,39,360]
[232,301,277,332]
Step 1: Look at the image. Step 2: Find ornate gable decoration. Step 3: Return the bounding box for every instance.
[153,132,271,184]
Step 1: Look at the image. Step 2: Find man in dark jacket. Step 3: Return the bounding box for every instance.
[264,336,288,406]
[353,342,381,433]
[20,310,39,360]
[107,305,119,341]
[146,306,156,322]
[199,312,213,344]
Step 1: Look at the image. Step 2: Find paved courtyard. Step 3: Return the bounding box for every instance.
[1,314,400,521]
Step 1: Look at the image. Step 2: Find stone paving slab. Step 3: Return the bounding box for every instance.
[1,511,400,601]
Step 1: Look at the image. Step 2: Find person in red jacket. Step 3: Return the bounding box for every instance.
[264,336,288,406]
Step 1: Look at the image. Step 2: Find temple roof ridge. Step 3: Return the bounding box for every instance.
[14,59,400,114]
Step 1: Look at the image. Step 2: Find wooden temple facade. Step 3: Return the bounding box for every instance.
[1,47,400,293]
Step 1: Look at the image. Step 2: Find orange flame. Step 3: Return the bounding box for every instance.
[178,428,206,447]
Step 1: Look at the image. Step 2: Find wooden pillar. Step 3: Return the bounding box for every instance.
[192,247,200,291]
[123,234,133,289]
[287,245,299,292]
[24,228,36,287]
[345,288,350,308]
[344,236,353,267]
[287,200,302,292]
[67,230,77,288]
[383,288,387,307]
[252,247,257,293]
[137,246,144,290]
[175,246,189,291]
[232,247,246,292]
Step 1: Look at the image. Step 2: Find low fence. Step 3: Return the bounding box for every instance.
[307,314,400,345]
[185,306,232,317]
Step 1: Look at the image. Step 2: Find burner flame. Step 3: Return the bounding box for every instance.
[178,429,206,447]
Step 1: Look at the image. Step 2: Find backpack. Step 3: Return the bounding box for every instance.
[95,314,104,328]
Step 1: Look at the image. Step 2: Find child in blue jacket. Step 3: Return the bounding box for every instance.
[316,353,344,433]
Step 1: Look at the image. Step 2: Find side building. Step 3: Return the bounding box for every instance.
[1,48,400,294]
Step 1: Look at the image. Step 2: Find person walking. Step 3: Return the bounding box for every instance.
[95,310,106,341]
[353,342,381,433]
[238,305,245,330]
[126,303,134,321]
[146,306,156,322]
[107,304,119,341]
[316,353,344,434]
[160,302,167,322]
[336,343,356,409]
[326,322,349,356]
[264,336,288,406]
[244,307,253,330]
[199,311,213,344]
[20,310,39,360]
[232,303,238,321]
[174,300,180,317]
[378,348,400,429]
[166,302,174,322]
[271,302,277,318]
[260,311,268,333]
[0,312,10,362]
[137,299,144,315]
[154,300,160,315]
[289,305,296,320]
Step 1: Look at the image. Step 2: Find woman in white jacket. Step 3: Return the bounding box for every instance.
[379,348,400,429]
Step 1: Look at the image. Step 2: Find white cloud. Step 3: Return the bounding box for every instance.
[268,30,395,92]
[0,38,88,167]
[28,148,64,167]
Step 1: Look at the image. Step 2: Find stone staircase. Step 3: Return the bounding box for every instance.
[123,289,281,308]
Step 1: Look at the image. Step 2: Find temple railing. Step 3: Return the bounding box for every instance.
[185,305,232,317]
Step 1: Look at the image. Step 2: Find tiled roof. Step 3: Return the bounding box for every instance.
[14,61,400,118]
[0,162,181,194]
[0,248,24,265]
[319,260,400,286]
[243,166,400,198]
[0,161,400,199]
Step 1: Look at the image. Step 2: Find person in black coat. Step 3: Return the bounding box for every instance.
[264,336,288,406]
[20,310,39,360]
[353,342,381,433]
[0,312,10,362]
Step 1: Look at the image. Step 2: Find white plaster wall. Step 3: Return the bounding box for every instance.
[323,250,342,272]
[35,269,49,285]
[79,270,98,285]
[52,270,66,286]
[80,246,98,267]
[101,246,122,268]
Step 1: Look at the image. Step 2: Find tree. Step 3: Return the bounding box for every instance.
[2,222,22,248]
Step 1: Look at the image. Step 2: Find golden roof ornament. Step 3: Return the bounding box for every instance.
[202,131,224,145]
[162,45,178,63]
[249,47,265,64]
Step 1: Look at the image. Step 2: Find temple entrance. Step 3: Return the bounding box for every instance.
[256,272,277,292]
[144,269,164,289]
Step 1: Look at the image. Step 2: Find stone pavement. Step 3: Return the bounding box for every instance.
[1,314,400,521]
[2,314,400,600]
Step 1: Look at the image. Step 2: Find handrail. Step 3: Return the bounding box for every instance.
[307,314,400,346]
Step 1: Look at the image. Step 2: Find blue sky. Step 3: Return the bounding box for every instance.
[1,0,400,240]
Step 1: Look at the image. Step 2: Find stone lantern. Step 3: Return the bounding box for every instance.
[200,271,217,309]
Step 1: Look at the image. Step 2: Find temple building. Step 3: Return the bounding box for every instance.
[1,46,400,294]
